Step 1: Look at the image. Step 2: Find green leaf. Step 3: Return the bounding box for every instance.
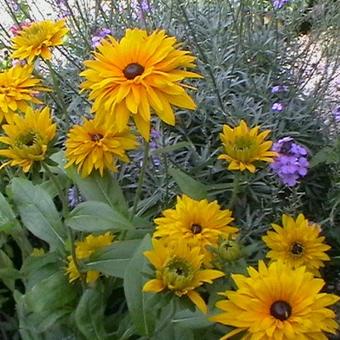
[0,191,19,232]
[66,201,134,232]
[151,141,191,155]
[24,271,77,319]
[66,167,128,214]
[169,167,208,199]
[85,239,141,278]
[171,309,211,329]
[310,147,336,167]
[0,250,20,290]
[10,178,66,251]
[123,234,155,336]
[75,288,107,340]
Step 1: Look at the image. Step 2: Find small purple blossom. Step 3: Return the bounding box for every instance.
[272,0,290,9]
[272,102,285,112]
[270,137,309,187]
[332,106,340,122]
[271,85,288,94]
[68,186,83,209]
[91,28,112,48]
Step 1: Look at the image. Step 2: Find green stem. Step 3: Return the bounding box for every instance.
[45,60,70,128]
[130,142,150,220]
[42,162,86,288]
[228,173,240,209]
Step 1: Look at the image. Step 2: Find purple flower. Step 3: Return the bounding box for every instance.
[271,85,288,94]
[272,102,285,112]
[272,0,290,9]
[332,106,340,122]
[68,186,83,209]
[91,28,112,48]
[270,137,309,187]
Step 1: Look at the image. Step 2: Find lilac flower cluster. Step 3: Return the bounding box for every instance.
[271,102,285,112]
[332,106,340,122]
[270,137,309,186]
[272,0,290,9]
[91,28,111,48]
[271,85,288,94]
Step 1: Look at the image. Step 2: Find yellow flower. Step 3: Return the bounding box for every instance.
[80,28,201,140]
[153,195,238,264]
[0,107,56,172]
[0,65,47,123]
[218,120,277,173]
[262,213,330,275]
[11,19,68,63]
[210,260,339,339]
[64,115,137,177]
[66,232,114,284]
[143,239,224,313]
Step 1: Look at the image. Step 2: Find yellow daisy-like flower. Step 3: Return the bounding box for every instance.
[80,28,201,140]
[64,115,137,177]
[0,107,56,172]
[143,239,224,313]
[11,19,68,63]
[66,232,114,284]
[262,213,330,275]
[153,195,238,264]
[210,260,339,339]
[218,120,277,173]
[0,65,47,123]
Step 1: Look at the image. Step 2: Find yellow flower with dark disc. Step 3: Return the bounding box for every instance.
[143,239,224,314]
[210,260,339,339]
[66,232,114,284]
[0,107,56,172]
[11,19,68,63]
[262,213,330,275]
[80,28,201,140]
[218,120,277,173]
[64,115,137,177]
[0,65,47,123]
[153,195,238,264]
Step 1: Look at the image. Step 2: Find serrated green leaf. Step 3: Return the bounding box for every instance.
[10,178,66,251]
[66,201,134,232]
[75,288,107,340]
[169,167,207,199]
[85,239,141,278]
[123,234,155,336]
[66,167,128,215]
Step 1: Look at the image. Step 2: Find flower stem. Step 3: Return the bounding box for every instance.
[228,173,240,209]
[45,60,70,128]
[42,162,86,288]
[130,141,150,220]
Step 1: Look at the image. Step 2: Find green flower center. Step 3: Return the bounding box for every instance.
[123,63,145,80]
[290,242,304,256]
[16,131,39,147]
[234,136,256,152]
[270,300,292,321]
[191,223,202,234]
[163,257,194,291]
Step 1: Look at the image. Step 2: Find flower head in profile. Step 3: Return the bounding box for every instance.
[143,239,224,313]
[11,19,68,63]
[81,28,201,140]
[153,195,237,264]
[66,232,114,283]
[0,65,47,123]
[262,213,330,275]
[272,0,290,9]
[65,115,137,177]
[210,260,339,339]
[218,120,277,173]
[0,107,56,172]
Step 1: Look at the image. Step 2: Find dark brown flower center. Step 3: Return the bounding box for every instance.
[90,133,103,142]
[123,63,145,80]
[191,224,202,234]
[270,300,292,321]
[290,242,304,256]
